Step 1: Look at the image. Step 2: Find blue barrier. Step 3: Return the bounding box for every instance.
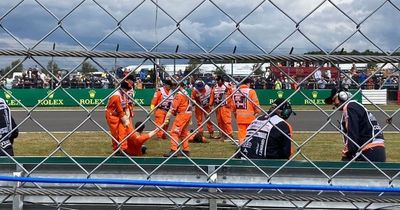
[0,175,398,193]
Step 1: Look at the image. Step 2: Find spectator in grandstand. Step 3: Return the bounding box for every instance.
[274,78,282,90]
[105,75,135,155]
[0,97,19,156]
[151,78,175,139]
[240,98,294,159]
[209,76,234,141]
[283,76,291,89]
[163,81,192,157]
[124,121,165,156]
[314,68,322,82]
[191,80,214,138]
[233,78,261,145]
[325,87,385,162]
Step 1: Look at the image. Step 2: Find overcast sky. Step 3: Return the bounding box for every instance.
[0,0,399,70]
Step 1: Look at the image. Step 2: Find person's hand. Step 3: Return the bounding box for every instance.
[121,115,130,128]
[150,104,155,111]
[189,118,193,126]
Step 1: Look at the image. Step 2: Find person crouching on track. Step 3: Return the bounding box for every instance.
[240,98,294,159]
[163,82,192,157]
[151,79,175,139]
[125,121,166,156]
[105,75,135,155]
[233,78,261,145]
[325,87,386,162]
[191,80,214,138]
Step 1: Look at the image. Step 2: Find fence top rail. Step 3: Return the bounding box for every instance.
[0,157,399,170]
[0,49,399,63]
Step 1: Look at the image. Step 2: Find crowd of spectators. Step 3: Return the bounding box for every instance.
[1,65,398,90]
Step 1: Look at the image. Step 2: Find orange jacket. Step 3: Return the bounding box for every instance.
[151,87,173,111]
[233,84,260,124]
[191,85,212,108]
[171,89,192,114]
[126,133,150,156]
[209,82,233,108]
[106,90,133,118]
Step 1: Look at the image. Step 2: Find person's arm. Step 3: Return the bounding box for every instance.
[9,116,18,144]
[191,89,201,108]
[277,122,292,159]
[150,90,161,111]
[345,104,361,158]
[250,89,261,115]
[108,95,125,118]
[226,86,234,110]
[209,88,215,107]
[165,94,180,123]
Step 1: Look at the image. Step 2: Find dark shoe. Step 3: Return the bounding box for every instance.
[114,150,124,156]
[163,150,178,157]
[141,145,147,155]
[182,150,190,157]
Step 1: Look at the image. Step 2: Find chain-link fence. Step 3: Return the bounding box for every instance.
[0,0,400,209]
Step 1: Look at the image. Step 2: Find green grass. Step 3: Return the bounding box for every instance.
[13,132,400,162]
[11,102,400,111]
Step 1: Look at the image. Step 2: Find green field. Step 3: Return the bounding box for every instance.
[13,132,400,162]
[10,102,399,111]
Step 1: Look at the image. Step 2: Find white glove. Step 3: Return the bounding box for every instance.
[121,115,130,128]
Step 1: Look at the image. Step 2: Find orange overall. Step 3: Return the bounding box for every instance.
[191,85,213,135]
[105,90,134,152]
[169,89,192,152]
[125,133,150,156]
[209,82,233,138]
[233,84,260,145]
[151,87,173,139]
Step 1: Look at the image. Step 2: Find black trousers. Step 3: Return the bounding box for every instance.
[357,146,386,162]
[0,146,14,156]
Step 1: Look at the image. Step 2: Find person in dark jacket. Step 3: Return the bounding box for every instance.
[325,87,385,162]
[240,98,294,159]
[0,98,19,156]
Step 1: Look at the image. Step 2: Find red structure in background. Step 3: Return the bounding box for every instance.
[398,91,400,105]
[270,66,339,79]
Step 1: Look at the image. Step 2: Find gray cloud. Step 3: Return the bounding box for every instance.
[0,0,399,70]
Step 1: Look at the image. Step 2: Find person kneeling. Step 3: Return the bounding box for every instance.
[240,98,294,159]
[124,121,164,156]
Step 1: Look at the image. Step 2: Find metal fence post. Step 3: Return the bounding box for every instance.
[12,169,24,210]
[208,165,217,210]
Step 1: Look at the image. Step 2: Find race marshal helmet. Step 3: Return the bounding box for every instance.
[194,80,205,90]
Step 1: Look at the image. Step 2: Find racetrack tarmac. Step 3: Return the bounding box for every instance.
[12,109,399,133]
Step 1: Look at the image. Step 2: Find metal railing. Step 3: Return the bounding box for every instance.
[0,0,399,209]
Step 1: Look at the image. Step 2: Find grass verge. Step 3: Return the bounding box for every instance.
[13,132,400,162]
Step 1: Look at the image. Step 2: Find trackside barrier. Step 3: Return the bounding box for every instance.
[0,157,400,209]
[0,89,362,107]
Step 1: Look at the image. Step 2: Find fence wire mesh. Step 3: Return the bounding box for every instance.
[0,0,399,209]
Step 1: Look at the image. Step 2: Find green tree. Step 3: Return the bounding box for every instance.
[252,64,264,76]
[213,65,226,76]
[187,58,201,74]
[47,60,60,74]
[80,61,97,74]
[1,59,23,77]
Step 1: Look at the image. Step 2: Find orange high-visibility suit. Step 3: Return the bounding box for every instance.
[169,89,192,152]
[125,133,150,156]
[105,90,134,152]
[209,82,233,138]
[151,87,173,139]
[233,84,260,145]
[191,85,213,136]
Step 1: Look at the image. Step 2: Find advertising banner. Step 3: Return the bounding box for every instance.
[0,89,361,107]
